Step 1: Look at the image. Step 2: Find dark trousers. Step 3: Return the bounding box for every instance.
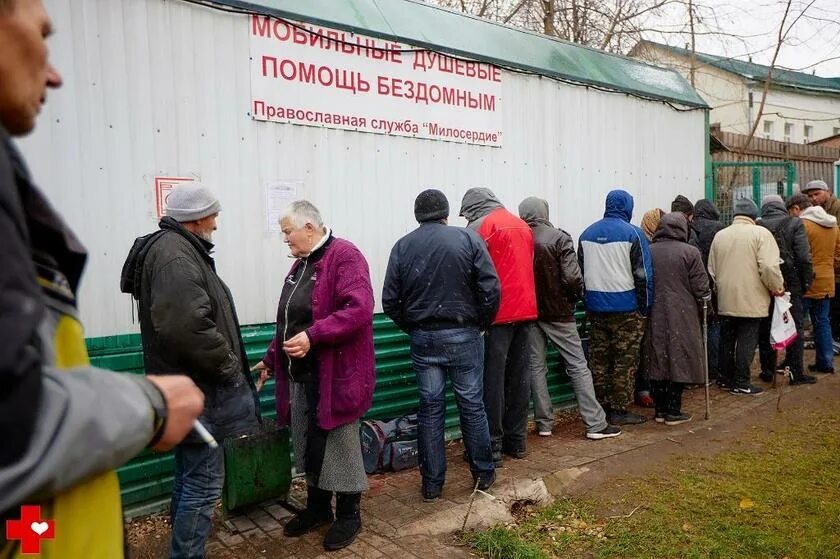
[707,316,721,379]
[759,294,805,376]
[651,380,685,416]
[484,322,534,453]
[720,317,761,388]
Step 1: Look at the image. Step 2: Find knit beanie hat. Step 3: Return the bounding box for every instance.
[733,197,758,219]
[761,194,784,208]
[164,183,221,223]
[414,189,450,222]
[671,194,694,216]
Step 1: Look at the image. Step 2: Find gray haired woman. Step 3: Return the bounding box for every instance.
[253,201,376,551]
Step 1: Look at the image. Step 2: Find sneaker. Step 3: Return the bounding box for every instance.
[607,410,648,425]
[790,374,818,385]
[730,384,764,395]
[664,413,692,426]
[538,430,552,437]
[422,487,442,502]
[808,364,835,374]
[586,425,622,440]
[654,412,666,423]
[758,371,774,383]
[716,379,732,390]
[473,471,495,492]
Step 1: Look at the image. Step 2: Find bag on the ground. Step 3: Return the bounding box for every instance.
[360,414,419,474]
[770,293,798,349]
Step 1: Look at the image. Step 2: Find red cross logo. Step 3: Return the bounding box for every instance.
[5,505,55,554]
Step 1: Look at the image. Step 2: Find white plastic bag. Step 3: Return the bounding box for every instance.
[770,293,797,349]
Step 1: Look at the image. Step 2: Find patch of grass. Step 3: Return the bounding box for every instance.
[466,409,840,559]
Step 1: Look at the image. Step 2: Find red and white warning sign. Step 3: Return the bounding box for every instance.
[154,176,194,218]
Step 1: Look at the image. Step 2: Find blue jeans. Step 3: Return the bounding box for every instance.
[169,443,225,559]
[805,296,833,370]
[410,327,494,491]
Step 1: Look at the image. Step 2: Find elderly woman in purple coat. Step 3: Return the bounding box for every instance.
[252,200,375,552]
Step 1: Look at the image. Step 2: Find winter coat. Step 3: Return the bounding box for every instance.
[263,238,375,430]
[382,222,501,331]
[823,196,840,275]
[647,213,711,384]
[459,188,537,324]
[689,199,725,269]
[519,197,582,322]
[801,206,840,299]
[578,190,653,314]
[124,217,260,442]
[1,128,162,557]
[708,216,784,318]
[757,201,812,296]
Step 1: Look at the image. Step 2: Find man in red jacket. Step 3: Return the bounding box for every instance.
[460,188,538,464]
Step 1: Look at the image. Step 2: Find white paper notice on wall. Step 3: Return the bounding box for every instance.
[265,181,301,232]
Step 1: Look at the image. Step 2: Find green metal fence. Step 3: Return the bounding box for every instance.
[91,315,577,518]
[711,161,797,224]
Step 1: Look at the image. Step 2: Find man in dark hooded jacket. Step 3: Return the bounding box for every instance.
[578,190,653,425]
[690,199,726,380]
[518,197,621,440]
[122,183,261,558]
[459,187,537,463]
[756,194,816,385]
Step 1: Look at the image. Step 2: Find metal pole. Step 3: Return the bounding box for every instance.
[703,300,711,420]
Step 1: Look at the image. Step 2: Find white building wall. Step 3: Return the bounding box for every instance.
[21,0,705,337]
[635,44,840,142]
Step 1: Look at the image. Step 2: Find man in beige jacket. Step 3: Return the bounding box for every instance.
[708,198,784,395]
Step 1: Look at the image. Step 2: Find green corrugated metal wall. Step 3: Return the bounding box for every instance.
[89,315,576,518]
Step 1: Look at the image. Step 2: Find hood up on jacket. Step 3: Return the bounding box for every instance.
[694,199,721,221]
[653,212,689,243]
[603,189,633,222]
[459,187,504,223]
[518,196,551,226]
[801,205,838,228]
[760,200,788,220]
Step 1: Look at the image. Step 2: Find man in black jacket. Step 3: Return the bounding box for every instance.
[122,183,261,558]
[382,189,500,501]
[757,194,816,385]
[519,197,621,441]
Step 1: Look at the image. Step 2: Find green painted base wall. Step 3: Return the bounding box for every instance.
[88,315,577,518]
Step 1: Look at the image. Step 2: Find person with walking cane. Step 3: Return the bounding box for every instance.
[646,213,711,425]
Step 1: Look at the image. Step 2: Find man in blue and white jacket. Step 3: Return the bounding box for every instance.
[578,190,653,425]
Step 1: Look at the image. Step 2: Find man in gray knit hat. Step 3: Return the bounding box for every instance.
[801,179,840,340]
[122,182,261,558]
[708,198,784,395]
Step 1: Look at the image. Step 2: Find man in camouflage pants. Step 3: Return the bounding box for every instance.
[579,190,653,425]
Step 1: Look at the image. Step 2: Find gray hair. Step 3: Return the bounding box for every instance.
[280,200,324,229]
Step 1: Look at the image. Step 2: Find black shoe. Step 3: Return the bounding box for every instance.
[758,371,774,383]
[586,425,622,440]
[284,486,334,537]
[790,374,818,385]
[654,412,666,424]
[730,384,764,396]
[502,446,527,459]
[323,493,361,551]
[716,379,732,390]
[664,413,692,426]
[808,364,835,374]
[473,471,495,492]
[607,410,648,425]
[422,486,442,502]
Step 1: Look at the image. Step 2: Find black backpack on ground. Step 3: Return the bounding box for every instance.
[360,414,419,474]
